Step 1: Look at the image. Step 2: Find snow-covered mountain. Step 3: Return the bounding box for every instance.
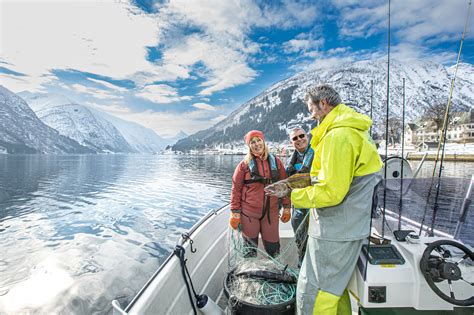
[90,108,168,153]
[21,93,167,153]
[0,86,92,154]
[161,130,188,147]
[173,59,474,151]
[18,92,73,111]
[34,103,135,153]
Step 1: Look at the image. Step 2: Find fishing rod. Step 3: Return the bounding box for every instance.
[382,0,391,238]
[397,78,406,231]
[419,0,472,236]
[370,80,374,137]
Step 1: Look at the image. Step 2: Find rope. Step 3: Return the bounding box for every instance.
[174,245,198,315]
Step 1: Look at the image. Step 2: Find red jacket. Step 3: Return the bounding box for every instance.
[230,155,290,219]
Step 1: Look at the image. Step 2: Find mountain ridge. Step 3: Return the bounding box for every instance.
[173,59,474,152]
[0,86,92,154]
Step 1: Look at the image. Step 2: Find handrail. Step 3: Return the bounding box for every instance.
[177,204,226,246]
[412,152,428,179]
[111,299,128,315]
[453,174,474,239]
[384,209,453,239]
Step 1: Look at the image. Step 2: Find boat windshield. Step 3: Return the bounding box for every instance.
[377,176,473,247]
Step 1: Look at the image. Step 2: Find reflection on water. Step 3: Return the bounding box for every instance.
[0,155,472,314]
[0,155,239,314]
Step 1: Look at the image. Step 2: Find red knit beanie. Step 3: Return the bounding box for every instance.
[244,130,265,145]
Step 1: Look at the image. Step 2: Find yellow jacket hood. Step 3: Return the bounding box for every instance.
[311,104,372,148]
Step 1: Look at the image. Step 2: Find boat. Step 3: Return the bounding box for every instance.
[111,171,473,314]
[111,0,474,312]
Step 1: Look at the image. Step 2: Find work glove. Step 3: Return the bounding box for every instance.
[280,207,291,223]
[230,211,241,230]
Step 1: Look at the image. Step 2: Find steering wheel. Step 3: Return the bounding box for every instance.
[419,239,474,306]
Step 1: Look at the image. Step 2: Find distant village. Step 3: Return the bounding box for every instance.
[404,111,474,149]
[164,110,474,160]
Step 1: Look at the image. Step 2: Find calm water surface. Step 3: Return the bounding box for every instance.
[0,155,472,314]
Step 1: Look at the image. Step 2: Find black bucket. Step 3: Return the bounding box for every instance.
[223,271,296,315]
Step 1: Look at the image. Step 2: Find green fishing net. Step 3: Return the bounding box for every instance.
[225,210,310,307]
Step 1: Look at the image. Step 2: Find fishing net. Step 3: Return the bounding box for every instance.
[225,193,311,311]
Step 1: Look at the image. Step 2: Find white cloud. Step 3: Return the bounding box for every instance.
[334,0,473,43]
[1,1,165,91]
[303,55,356,71]
[136,84,192,103]
[70,83,121,100]
[160,0,318,40]
[86,78,128,93]
[87,102,223,136]
[1,0,321,97]
[211,115,226,123]
[85,101,131,115]
[0,72,51,93]
[391,43,457,65]
[192,102,216,111]
[154,0,319,95]
[327,47,349,55]
[283,35,324,56]
[162,34,258,95]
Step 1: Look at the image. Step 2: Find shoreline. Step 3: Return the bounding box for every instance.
[406,152,474,162]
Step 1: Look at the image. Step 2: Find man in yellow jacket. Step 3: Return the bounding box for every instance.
[291,85,383,315]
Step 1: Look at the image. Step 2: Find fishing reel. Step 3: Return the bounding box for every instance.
[419,239,474,306]
[383,156,414,191]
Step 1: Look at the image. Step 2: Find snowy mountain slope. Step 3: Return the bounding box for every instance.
[90,108,168,153]
[18,91,73,111]
[173,59,474,151]
[35,104,135,153]
[22,93,167,153]
[0,86,92,154]
[161,130,188,147]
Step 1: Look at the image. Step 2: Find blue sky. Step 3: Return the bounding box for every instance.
[1,0,473,137]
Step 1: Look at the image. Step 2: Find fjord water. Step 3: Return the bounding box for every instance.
[0,155,472,314]
[0,155,238,314]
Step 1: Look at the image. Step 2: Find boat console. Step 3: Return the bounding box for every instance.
[348,235,474,313]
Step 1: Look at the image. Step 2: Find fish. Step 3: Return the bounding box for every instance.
[234,267,297,283]
[264,173,312,197]
[286,173,312,189]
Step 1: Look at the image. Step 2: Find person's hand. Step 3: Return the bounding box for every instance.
[230,212,241,230]
[286,165,295,174]
[280,207,291,223]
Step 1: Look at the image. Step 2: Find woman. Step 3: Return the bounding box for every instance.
[229,130,291,257]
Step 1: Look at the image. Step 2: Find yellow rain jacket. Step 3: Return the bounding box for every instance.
[291,104,382,240]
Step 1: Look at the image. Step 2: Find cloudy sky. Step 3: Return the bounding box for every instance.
[1,0,473,137]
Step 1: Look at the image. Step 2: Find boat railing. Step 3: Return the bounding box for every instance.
[454,174,474,239]
[111,203,230,315]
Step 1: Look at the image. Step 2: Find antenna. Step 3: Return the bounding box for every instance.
[382,0,391,237]
[397,78,406,231]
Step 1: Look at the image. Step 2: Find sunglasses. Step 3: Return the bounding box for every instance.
[292,134,306,141]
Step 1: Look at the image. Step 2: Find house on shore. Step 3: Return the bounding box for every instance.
[405,111,474,148]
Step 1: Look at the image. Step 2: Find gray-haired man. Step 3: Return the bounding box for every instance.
[286,127,314,265]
